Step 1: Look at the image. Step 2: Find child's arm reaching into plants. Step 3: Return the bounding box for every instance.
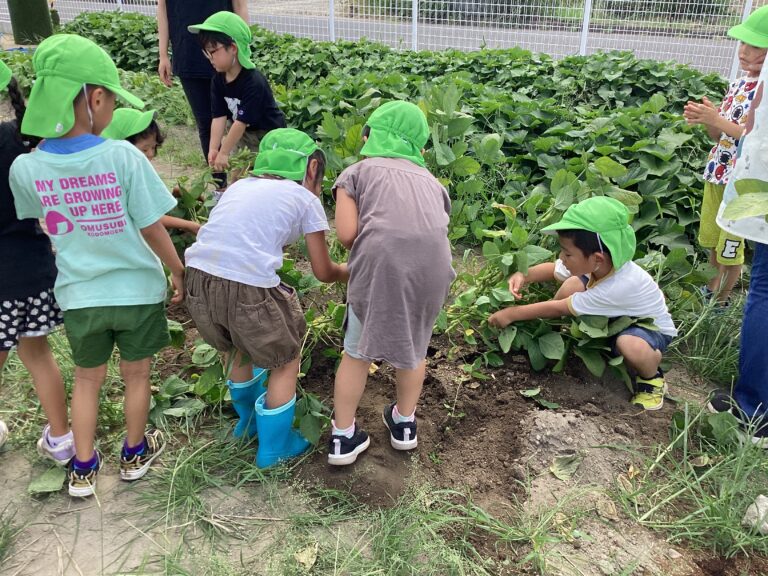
[488,298,572,329]
[334,187,358,250]
[305,231,349,284]
[506,262,558,299]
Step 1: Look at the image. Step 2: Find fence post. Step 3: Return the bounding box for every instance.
[116,0,123,11]
[579,0,593,56]
[730,0,754,80]
[329,0,335,41]
[412,0,418,51]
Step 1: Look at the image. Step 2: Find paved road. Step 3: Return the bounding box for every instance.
[0,0,738,77]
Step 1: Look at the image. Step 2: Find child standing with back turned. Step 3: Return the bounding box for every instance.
[684,6,768,304]
[10,35,184,498]
[0,60,73,463]
[328,101,456,466]
[488,197,677,411]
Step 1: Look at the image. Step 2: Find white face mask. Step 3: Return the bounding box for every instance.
[82,84,94,130]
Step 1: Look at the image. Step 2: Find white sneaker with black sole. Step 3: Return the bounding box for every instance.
[382,402,417,451]
[328,424,370,466]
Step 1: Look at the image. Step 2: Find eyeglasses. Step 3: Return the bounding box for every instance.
[202,46,225,60]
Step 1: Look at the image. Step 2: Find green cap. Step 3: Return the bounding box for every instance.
[360,101,429,167]
[22,34,144,139]
[188,11,255,70]
[729,6,768,48]
[101,108,156,140]
[0,60,11,91]
[252,128,320,181]
[542,196,636,268]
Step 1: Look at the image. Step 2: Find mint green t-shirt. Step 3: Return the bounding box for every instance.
[9,140,176,311]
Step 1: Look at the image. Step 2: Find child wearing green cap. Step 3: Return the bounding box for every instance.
[184,128,348,468]
[188,11,286,179]
[684,6,768,305]
[0,60,74,463]
[328,101,456,465]
[8,34,185,498]
[102,108,201,235]
[488,197,677,411]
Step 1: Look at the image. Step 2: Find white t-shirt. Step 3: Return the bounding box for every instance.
[185,177,329,287]
[562,260,677,337]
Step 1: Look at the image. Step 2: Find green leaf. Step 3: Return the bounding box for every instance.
[160,375,190,398]
[167,319,185,349]
[722,193,768,221]
[535,397,560,410]
[476,133,504,165]
[594,156,628,179]
[577,316,610,338]
[191,343,218,367]
[550,452,582,481]
[164,398,206,418]
[28,466,67,495]
[550,169,580,210]
[520,387,541,397]
[450,156,481,177]
[499,325,517,353]
[573,347,606,377]
[492,202,517,221]
[299,414,323,445]
[538,332,565,360]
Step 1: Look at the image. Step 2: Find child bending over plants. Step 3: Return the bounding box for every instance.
[488,197,677,411]
[0,60,73,462]
[683,6,768,305]
[328,101,456,466]
[184,128,348,468]
[102,108,201,235]
[9,35,185,498]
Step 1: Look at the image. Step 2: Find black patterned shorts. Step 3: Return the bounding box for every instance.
[0,288,63,351]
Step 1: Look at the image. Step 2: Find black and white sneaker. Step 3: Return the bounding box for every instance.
[382,402,418,451]
[327,425,370,466]
[707,389,743,419]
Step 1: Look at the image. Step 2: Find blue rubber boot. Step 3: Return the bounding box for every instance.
[227,368,269,439]
[254,392,311,468]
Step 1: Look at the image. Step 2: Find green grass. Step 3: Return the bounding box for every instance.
[617,405,768,558]
[668,295,743,386]
[0,505,21,566]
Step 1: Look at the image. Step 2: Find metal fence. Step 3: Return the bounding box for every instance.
[1,0,764,78]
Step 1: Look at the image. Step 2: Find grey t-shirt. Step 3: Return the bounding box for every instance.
[334,157,456,369]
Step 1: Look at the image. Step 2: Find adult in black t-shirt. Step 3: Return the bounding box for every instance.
[157,0,248,170]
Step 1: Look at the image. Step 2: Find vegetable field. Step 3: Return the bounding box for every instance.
[1,12,767,576]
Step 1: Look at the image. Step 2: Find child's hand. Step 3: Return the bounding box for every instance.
[488,308,516,329]
[683,99,718,126]
[208,149,218,167]
[170,270,184,304]
[508,272,526,299]
[213,152,229,171]
[186,222,202,235]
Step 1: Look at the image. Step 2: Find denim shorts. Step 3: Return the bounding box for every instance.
[612,325,673,356]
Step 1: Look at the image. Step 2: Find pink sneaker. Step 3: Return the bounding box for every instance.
[36,424,75,466]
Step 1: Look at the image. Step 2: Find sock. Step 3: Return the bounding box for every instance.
[122,438,147,457]
[73,452,99,471]
[46,429,71,447]
[393,404,415,424]
[332,420,355,439]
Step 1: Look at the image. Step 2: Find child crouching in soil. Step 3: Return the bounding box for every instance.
[184,128,347,467]
[488,197,677,411]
